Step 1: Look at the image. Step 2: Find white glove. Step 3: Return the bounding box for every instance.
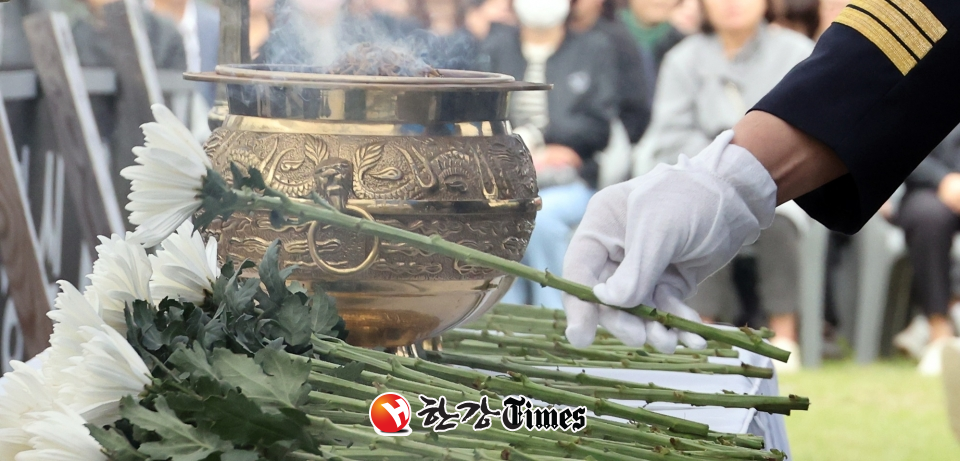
[562,131,777,351]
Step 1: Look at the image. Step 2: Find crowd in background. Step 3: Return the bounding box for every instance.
[23,0,960,375]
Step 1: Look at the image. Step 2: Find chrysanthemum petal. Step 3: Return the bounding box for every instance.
[150,221,219,304]
[84,233,152,334]
[17,407,106,461]
[121,104,210,247]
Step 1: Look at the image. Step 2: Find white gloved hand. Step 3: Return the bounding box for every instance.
[562,131,777,352]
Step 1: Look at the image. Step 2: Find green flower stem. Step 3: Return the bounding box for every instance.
[306,337,478,395]
[307,416,479,461]
[313,337,710,436]
[419,350,804,414]
[310,366,486,409]
[308,391,371,413]
[482,305,775,340]
[310,410,371,425]
[500,356,774,379]
[303,368,772,458]
[319,423,708,461]
[489,303,570,320]
[543,385,807,415]
[440,330,708,364]
[237,190,789,363]
[287,448,364,461]
[447,327,740,358]
[582,417,766,453]
[365,366,777,454]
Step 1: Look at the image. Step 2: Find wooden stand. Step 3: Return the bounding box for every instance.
[0,93,53,358]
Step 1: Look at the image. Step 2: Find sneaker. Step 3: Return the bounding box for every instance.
[918,337,952,376]
[894,315,931,360]
[770,337,802,374]
[943,339,960,442]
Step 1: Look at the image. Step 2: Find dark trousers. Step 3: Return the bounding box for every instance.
[898,189,960,317]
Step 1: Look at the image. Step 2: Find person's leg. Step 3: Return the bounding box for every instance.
[899,189,960,343]
[525,182,594,309]
[755,216,801,343]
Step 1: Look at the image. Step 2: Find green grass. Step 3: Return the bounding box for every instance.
[778,359,960,460]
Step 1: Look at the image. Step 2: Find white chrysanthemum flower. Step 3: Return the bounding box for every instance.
[0,362,54,460]
[59,326,152,426]
[17,406,106,461]
[85,233,152,334]
[121,104,212,247]
[43,281,108,387]
[150,221,220,305]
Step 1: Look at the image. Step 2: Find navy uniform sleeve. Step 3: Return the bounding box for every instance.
[752,0,960,234]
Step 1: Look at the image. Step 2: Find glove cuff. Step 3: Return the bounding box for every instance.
[690,130,778,230]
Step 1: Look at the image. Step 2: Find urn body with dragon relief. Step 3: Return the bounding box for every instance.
[186,65,548,347]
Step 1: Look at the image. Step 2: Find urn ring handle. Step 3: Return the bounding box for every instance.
[307,204,381,275]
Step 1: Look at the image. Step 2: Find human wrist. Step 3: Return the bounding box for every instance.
[732,111,847,204]
[689,131,777,230]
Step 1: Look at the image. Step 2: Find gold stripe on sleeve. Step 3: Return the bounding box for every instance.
[887,0,947,41]
[835,7,918,75]
[851,0,931,58]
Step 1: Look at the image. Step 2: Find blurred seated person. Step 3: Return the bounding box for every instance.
[249,0,276,59]
[464,0,515,41]
[640,0,813,371]
[770,0,819,39]
[73,0,187,214]
[365,0,415,18]
[816,0,848,36]
[73,0,187,97]
[569,0,651,143]
[409,0,481,70]
[621,0,686,91]
[484,0,617,309]
[670,0,702,34]
[891,124,960,376]
[149,0,219,106]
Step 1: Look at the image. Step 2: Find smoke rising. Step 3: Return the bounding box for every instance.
[256,0,482,75]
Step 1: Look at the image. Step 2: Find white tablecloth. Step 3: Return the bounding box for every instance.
[561,347,791,457]
[1,348,790,456]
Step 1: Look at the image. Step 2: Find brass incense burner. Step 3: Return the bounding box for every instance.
[186,65,547,347]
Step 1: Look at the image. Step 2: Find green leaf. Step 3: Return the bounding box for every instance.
[133,300,163,351]
[269,210,289,228]
[221,450,261,461]
[309,292,341,338]
[246,167,268,191]
[86,424,149,461]
[121,396,232,461]
[278,295,313,347]
[258,241,295,306]
[330,362,365,383]
[168,343,217,380]
[255,348,311,407]
[199,389,314,450]
[209,348,307,410]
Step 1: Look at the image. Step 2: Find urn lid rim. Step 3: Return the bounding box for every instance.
[184,65,552,92]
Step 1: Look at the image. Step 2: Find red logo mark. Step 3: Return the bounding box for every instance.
[370,393,412,436]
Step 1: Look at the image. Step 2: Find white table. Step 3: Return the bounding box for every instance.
[1,348,790,457]
[562,348,791,457]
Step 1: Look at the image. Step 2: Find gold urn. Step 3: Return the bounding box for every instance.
[187,65,547,347]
